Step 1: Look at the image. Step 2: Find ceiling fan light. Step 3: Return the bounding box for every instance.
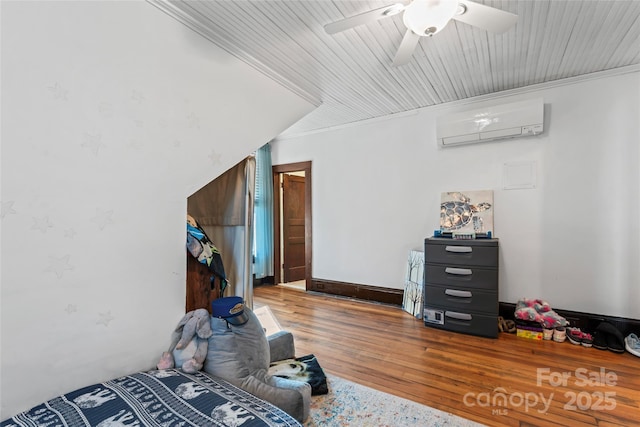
[403,0,459,37]
[424,27,437,37]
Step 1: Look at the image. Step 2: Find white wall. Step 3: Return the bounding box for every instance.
[0,0,315,418]
[271,71,640,320]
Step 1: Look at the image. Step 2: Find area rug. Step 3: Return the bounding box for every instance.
[305,374,484,427]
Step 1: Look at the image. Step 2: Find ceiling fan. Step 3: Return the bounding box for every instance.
[324,0,518,66]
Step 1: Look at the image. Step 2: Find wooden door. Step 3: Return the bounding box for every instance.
[282,174,306,282]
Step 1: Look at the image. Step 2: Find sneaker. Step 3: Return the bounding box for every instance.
[595,322,625,353]
[581,332,593,348]
[553,327,566,343]
[593,330,608,350]
[625,333,640,357]
[567,327,583,345]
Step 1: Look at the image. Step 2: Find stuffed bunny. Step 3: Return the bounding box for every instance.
[157,308,212,373]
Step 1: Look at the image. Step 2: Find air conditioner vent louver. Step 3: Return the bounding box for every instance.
[437,99,544,147]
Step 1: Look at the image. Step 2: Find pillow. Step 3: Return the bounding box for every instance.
[203,306,310,422]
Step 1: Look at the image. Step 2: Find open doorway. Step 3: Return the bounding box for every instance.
[272,161,312,291]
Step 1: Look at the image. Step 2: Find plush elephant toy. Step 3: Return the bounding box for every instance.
[204,297,311,422]
[157,308,212,373]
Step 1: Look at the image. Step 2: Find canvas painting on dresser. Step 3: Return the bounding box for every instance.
[440,190,494,235]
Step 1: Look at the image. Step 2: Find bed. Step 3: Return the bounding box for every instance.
[1,369,302,427]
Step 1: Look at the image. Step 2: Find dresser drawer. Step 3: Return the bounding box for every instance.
[423,305,498,338]
[425,264,498,290]
[424,284,497,314]
[425,239,498,267]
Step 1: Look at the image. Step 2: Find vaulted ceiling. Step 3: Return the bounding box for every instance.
[151,0,640,136]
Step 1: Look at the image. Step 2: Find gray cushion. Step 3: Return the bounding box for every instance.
[268,330,296,362]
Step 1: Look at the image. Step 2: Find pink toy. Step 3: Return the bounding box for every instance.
[514,298,568,329]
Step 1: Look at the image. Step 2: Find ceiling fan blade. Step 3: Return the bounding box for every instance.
[392,30,421,66]
[324,3,406,35]
[452,0,518,34]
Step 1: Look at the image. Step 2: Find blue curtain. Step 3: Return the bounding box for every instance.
[253,143,274,279]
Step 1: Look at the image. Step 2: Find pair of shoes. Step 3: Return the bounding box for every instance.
[498,316,516,333]
[593,331,607,350]
[567,328,593,347]
[567,327,582,345]
[593,322,625,353]
[625,333,640,357]
[553,327,566,343]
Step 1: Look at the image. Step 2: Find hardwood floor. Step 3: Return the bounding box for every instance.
[254,285,640,427]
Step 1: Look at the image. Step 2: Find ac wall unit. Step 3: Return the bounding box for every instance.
[436,98,544,147]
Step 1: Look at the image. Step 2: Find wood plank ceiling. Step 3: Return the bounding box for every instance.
[150,0,640,136]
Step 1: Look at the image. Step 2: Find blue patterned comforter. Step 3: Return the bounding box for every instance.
[1,369,302,427]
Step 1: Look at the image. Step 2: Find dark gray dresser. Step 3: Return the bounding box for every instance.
[423,237,499,338]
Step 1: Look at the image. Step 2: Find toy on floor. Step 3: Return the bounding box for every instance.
[514,298,568,329]
[157,308,212,373]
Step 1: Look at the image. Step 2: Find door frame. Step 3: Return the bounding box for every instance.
[272,161,312,289]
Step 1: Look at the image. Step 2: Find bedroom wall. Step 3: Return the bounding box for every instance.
[0,0,315,418]
[271,70,640,320]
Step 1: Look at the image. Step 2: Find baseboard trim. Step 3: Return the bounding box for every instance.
[499,302,640,337]
[310,278,403,306]
[305,280,639,335]
[253,275,275,287]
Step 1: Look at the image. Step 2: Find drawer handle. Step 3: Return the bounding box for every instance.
[446,311,472,321]
[445,289,472,298]
[445,267,472,276]
[445,246,472,253]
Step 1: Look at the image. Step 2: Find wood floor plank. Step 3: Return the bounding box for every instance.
[254,285,640,427]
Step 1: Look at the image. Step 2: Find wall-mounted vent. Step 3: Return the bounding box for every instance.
[436,98,544,147]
